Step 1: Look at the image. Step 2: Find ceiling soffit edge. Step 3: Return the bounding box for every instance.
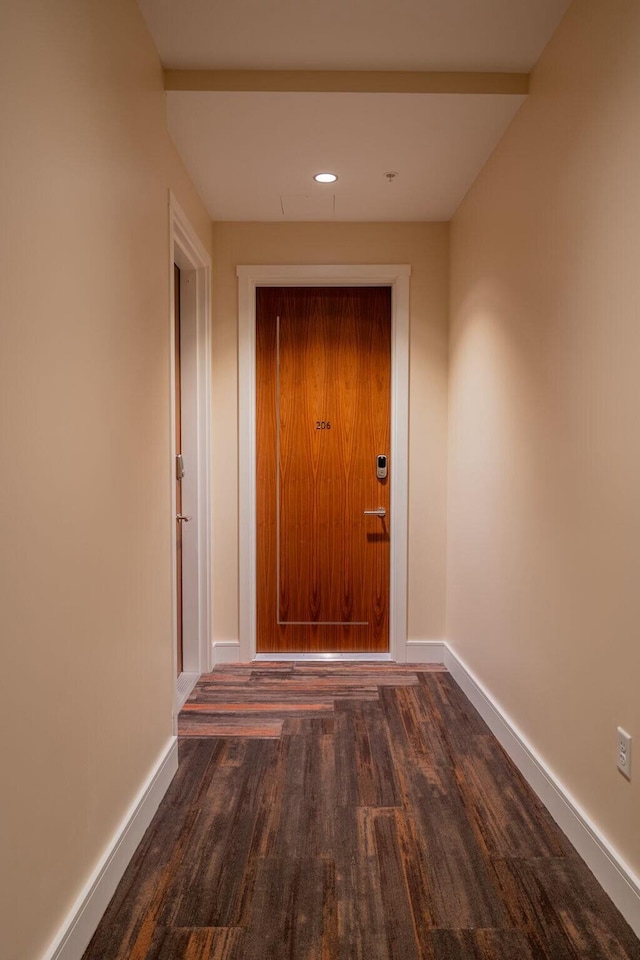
[164,69,530,96]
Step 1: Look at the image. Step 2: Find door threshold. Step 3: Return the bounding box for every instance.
[254,652,393,662]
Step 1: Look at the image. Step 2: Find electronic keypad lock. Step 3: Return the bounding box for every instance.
[376,454,388,480]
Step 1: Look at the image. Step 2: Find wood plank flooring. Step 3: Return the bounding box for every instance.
[82,663,640,960]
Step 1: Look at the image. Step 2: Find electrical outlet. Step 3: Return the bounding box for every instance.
[617,727,632,780]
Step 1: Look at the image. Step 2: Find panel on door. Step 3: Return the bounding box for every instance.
[256,286,391,653]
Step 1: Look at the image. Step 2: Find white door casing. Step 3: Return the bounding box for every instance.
[169,193,213,708]
[237,264,410,663]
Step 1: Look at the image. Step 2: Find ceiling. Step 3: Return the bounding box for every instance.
[137,0,571,222]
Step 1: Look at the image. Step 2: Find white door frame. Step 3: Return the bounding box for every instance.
[237,264,410,663]
[169,193,213,709]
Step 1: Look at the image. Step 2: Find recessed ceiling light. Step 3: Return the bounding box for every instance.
[313,172,338,183]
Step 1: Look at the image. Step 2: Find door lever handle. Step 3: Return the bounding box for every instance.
[363,508,386,518]
[176,514,192,522]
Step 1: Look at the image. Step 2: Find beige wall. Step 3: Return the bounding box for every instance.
[211,222,449,649]
[0,2,211,958]
[449,0,640,876]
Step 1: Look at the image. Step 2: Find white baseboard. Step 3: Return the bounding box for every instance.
[211,640,242,665]
[42,738,179,960]
[443,644,640,939]
[404,639,446,663]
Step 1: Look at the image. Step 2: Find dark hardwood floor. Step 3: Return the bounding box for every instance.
[82,663,640,960]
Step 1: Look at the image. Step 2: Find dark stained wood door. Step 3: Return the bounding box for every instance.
[174,264,184,674]
[256,287,391,652]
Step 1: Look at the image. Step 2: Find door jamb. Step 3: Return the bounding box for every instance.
[169,193,213,711]
[237,264,411,663]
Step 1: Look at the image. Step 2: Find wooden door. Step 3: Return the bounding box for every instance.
[256,286,391,653]
[174,264,184,674]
